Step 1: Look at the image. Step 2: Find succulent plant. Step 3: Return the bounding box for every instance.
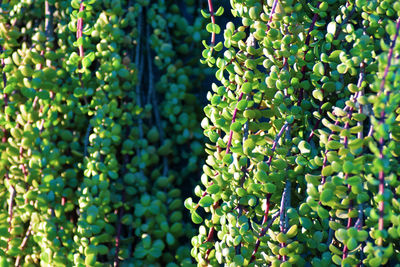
[188,0,400,266]
[0,0,205,266]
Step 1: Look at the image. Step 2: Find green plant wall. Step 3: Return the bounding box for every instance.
[0,0,206,266]
[187,0,400,266]
[1,0,400,266]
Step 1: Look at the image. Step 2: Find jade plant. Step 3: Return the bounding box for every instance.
[188,0,400,266]
[0,0,206,266]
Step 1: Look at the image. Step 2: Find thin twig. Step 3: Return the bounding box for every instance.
[250,212,280,263]
[76,0,87,105]
[15,225,32,267]
[266,122,289,165]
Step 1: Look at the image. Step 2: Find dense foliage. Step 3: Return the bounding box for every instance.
[187,0,400,266]
[1,0,400,266]
[0,0,206,266]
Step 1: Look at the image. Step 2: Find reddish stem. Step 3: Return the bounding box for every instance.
[250,212,279,263]
[76,1,86,95]
[207,0,216,47]
[267,0,279,30]
[376,18,400,240]
[203,202,219,263]
[114,208,123,267]
[77,2,85,58]
[261,194,271,225]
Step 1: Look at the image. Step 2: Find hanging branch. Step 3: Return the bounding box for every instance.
[307,4,356,142]
[376,18,400,245]
[342,62,365,259]
[1,21,13,254]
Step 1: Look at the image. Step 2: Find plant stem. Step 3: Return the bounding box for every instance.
[266,122,289,165]
[376,18,400,244]
[250,212,280,263]
[207,0,215,47]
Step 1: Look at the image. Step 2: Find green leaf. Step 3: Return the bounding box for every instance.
[223,153,233,165]
[214,42,223,51]
[237,99,247,111]
[313,62,325,76]
[233,255,244,266]
[312,89,323,101]
[232,31,246,42]
[335,228,348,242]
[216,68,224,80]
[347,237,358,251]
[322,165,333,177]
[4,84,15,94]
[357,230,368,242]
[263,183,276,193]
[317,206,329,219]
[337,63,347,74]
[320,188,333,203]
[327,140,342,150]
[347,176,361,187]
[286,225,298,238]
[231,121,242,132]
[386,21,396,35]
[322,81,336,92]
[166,233,175,245]
[352,113,367,121]
[7,247,21,257]
[242,82,252,94]
[327,22,337,35]
[298,140,311,154]
[342,161,354,173]
[199,195,214,207]
[37,90,50,100]
[85,254,96,266]
[255,170,268,182]
[77,37,84,46]
[207,184,220,194]
[82,56,93,68]
[348,138,363,149]
[184,198,194,210]
[299,217,312,229]
[206,23,221,34]
[200,9,210,18]
[191,211,203,224]
[215,6,224,16]
[134,246,147,259]
[71,0,80,9]
[40,248,51,264]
